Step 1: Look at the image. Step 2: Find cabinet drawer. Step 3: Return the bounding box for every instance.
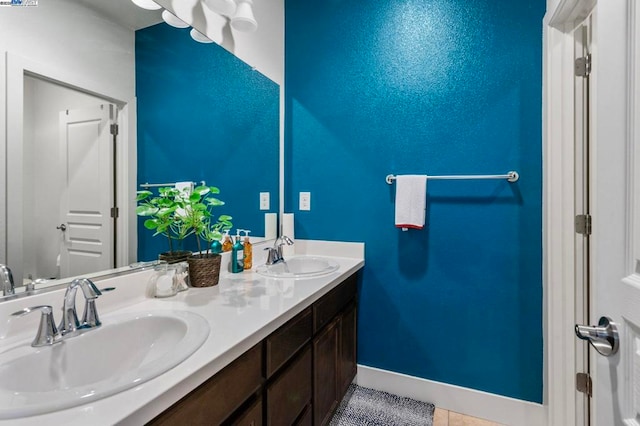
[267,345,312,425]
[266,307,312,378]
[149,344,263,426]
[313,274,357,333]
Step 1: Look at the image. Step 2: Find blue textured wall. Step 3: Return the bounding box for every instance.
[136,24,279,260]
[286,0,543,402]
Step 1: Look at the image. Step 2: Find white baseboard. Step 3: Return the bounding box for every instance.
[355,365,547,426]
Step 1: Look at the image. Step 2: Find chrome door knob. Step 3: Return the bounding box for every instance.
[575,316,619,356]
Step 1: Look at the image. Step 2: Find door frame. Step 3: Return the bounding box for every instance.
[544,0,640,424]
[544,0,596,425]
[1,52,137,278]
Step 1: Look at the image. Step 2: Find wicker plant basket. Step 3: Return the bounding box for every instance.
[159,250,192,264]
[187,253,222,287]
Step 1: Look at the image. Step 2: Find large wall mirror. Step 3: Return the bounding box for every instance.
[0,0,282,300]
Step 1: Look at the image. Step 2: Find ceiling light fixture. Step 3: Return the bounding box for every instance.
[162,10,189,28]
[190,28,214,43]
[231,0,257,33]
[203,0,237,17]
[130,0,258,42]
[130,0,161,11]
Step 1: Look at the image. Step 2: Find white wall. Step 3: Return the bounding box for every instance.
[0,0,135,100]
[547,0,560,17]
[0,0,136,280]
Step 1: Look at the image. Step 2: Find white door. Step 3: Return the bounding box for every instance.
[576,4,640,425]
[58,104,114,278]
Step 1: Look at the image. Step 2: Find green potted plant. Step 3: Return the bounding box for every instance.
[136,187,194,263]
[181,185,232,287]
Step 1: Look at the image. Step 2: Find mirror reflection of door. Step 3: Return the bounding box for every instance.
[58,104,115,279]
[20,75,115,285]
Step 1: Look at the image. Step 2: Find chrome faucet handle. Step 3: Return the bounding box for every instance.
[80,286,114,329]
[276,235,294,247]
[59,278,103,336]
[264,236,295,265]
[0,264,15,296]
[11,305,61,347]
[81,299,101,328]
[275,235,295,261]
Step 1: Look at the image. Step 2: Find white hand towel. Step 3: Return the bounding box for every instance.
[175,181,194,217]
[394,175,427,231]
[175,181,194,195]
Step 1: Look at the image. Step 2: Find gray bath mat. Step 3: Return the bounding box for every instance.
[329,384,435,426]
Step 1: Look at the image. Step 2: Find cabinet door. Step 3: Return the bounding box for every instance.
[267,346,312,425]
[313,319,339,426]
[229,398,262,426]
[339,302,357,398]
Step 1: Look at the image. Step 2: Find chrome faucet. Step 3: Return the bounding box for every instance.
[0,264,15,296]
[59,278,103,336]
[11,278,110,347]
[11,305,60,347]
[264,235,294,265]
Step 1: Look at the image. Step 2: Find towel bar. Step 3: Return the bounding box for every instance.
[139,180,206,189]
[385,171,519,184]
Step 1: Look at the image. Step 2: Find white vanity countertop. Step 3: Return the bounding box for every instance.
[0,240,364,425]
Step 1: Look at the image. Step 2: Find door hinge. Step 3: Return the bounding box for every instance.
[110,207,119,218]
[575,54,592,77]
[575,214,592,235]
[110,124,119,136]
[576,372,592,396]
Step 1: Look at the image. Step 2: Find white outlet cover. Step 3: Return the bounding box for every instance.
[299,192,311,211]
[260,192,270,210]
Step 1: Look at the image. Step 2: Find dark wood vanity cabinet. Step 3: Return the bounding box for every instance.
[148,272,358,426]
[148,344,263,426]
[313,319,340,425]
[312,277,358,426]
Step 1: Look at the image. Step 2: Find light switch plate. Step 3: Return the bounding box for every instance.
[260,192,270,210]
[299,192,311,211]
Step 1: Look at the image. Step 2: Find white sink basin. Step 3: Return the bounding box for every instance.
[256,256,340,279]
[0,309,209,419]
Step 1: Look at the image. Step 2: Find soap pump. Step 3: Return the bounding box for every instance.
[242,230,252,270]
[222,230,233,252]
[211,234,223,254]
[231,230,244,273]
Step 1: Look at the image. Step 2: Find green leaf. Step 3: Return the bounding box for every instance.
[157,206,177,217]
[136,190,152,201]
[158,187,176,196]
[193,186,210,196]
[144,218,159,230]
[136,205,158,216]
[218,215,232,221]
[206,198,225,207]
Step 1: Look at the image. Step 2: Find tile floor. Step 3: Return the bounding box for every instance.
[434,408,503,426]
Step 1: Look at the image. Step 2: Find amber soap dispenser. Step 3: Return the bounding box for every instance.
[242,230,252,270]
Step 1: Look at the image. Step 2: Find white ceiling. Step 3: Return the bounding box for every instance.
[75,0,163,30]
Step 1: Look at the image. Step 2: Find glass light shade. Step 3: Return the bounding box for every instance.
[190,28,214,43]
[203,0,237,17]
[231,0,257,33]
[130,0,161,10]
[162,10,189,28]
